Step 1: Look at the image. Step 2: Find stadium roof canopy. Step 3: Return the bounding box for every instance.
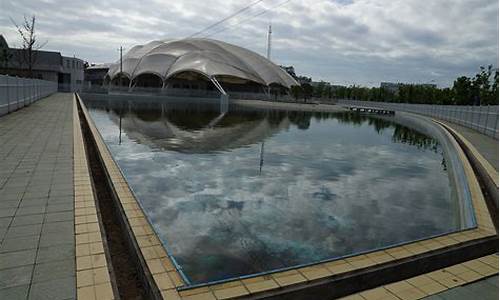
[106,38,298,88]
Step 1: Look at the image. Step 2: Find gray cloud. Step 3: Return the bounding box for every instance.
[0,0,497,86]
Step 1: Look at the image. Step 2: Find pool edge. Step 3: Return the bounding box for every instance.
[76,93,186,299]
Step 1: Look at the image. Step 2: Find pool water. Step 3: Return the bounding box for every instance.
[84,98,461,285]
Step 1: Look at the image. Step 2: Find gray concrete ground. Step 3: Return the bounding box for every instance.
[425,275,498,300]
[442,121,498,170]
[424,121,499,298]
[0,93,75,299]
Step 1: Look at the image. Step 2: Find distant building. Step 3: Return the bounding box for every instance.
[381,82,437,93]
[311,80,331,88]
[330,84,345,89]
[296,76,312,85]
[84,63,111,87]
[420,83,437,89]
[0,35,84,92]
[279,65,313,85]
[60,56,85,92]
[280,65,297,78]
[380,82,400,93]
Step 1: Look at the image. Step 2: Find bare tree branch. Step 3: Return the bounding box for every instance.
[10,15,47,78]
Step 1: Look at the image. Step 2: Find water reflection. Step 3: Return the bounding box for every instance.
[84,98,459,284]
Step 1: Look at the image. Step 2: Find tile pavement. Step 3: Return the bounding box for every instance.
[0,93,75,299]
[425,275,498,300]
[442,120,498,171]
[340,254,498,300]
[73,94,114,300]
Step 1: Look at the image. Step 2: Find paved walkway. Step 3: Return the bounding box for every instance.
[0,93,75,299]
[443,121,498,170]
[424,121,499,298]
[425,275,498,300]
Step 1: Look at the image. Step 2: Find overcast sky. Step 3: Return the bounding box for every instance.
[0,0,498,86]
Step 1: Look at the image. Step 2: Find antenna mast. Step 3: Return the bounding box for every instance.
[266,24,272,60]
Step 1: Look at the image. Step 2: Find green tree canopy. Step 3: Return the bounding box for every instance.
[325,65,499,105]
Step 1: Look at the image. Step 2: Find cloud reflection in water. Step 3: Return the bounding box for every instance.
[86,99,457,284]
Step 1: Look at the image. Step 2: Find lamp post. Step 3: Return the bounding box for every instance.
[117,46,124,89]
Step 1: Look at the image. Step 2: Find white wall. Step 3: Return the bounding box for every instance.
[61,56,84,92]
[0,74,57,116]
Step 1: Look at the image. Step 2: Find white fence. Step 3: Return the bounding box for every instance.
[338,99,499,140]
[82,85,290,101]
[0,74,58,117]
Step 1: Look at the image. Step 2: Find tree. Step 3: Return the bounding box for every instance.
[451,65,499,105]
[305,64,498,105]
[325,85,332,99]
[301,83,313,102]
[0,48,12,69]
[472,65,498,105]
[0,34,12,69]
[11,15,46,78]
[312,81,326,98]
[492,69,499,104]
[452,76,472,105]
[290,85,302,101]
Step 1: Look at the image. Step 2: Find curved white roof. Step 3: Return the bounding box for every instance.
[107,38,298,88]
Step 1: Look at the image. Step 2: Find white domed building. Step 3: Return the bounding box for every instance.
[105,38,298,96]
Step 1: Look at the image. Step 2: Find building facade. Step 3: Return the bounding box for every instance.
[0,35,84,92]
[381,82,437,93]
[60,56,85,92]
[84,63,110,88]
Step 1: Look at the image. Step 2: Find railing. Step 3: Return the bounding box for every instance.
[338,99,499,140]
[0,74,58,117]
[81,85,293,101]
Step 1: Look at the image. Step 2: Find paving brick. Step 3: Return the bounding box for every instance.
[33,259,75,283]
[0,200,20,209]
[0,217,12,227]
[15,205,46,216]
[46,202,73,213]
[19,198,48,207]
[0,250,37,270]
[22,191,49,199]
[0,235,40,253]
[39,232,74,247]
[0,207,17,218]
[45,211,73,223]
[0,265,33,289]
[28,277,76,300]
[11,214,45,227]
[484,276,499,287]
[0,94,75,297]
[36,243,75,264]
[41,220,74,235]
[47,196,73,204]
[0,284,30,299]
[4,223,42,238]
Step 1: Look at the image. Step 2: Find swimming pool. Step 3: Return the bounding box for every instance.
[82,96,474,285]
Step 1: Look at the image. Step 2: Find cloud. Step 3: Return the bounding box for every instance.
[0,0,497,85]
